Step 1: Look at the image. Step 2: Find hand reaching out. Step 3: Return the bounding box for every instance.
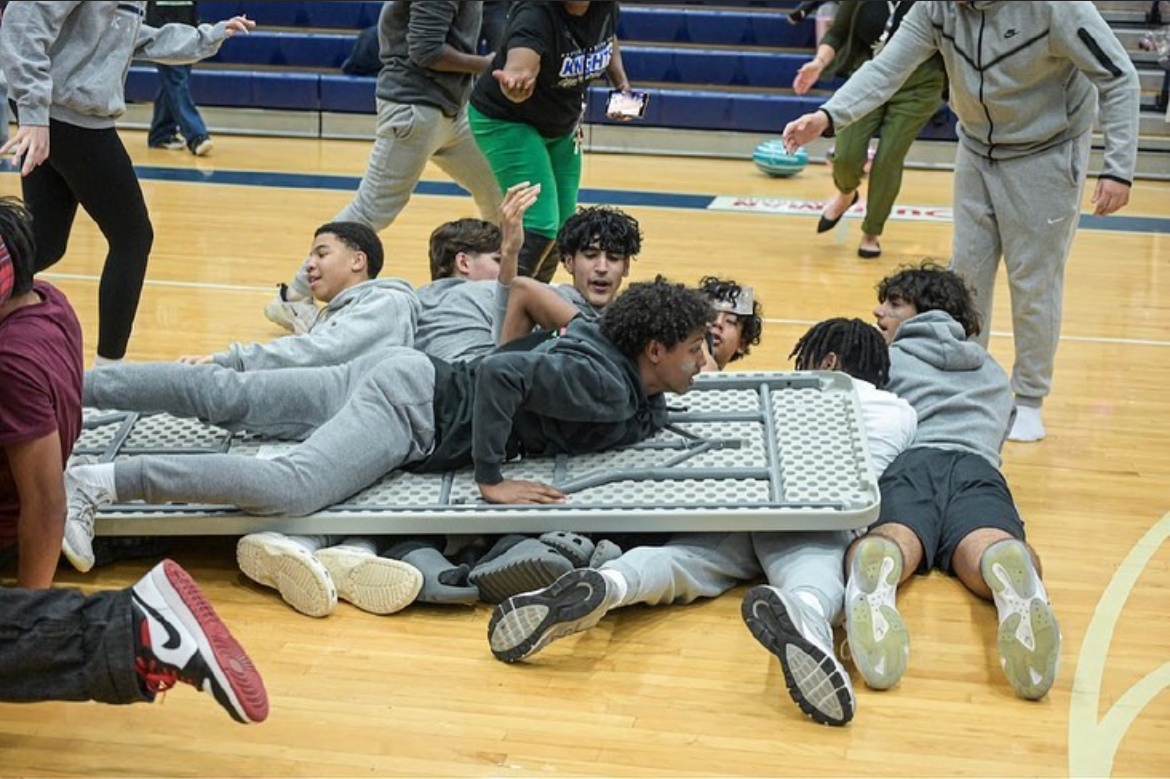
[479,479,567,505]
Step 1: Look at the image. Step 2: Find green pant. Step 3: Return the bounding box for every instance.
[832,62,946,236]
[468,105,582,240]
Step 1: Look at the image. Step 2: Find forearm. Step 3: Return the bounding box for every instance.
[430,44,492,74]
[606,39,629,91]
[135,21,227,65]
[17,501,65,588]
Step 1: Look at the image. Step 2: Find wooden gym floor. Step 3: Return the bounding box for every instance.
[0,131,1167,777]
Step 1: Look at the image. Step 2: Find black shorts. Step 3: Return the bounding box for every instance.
[874,447,1025,575]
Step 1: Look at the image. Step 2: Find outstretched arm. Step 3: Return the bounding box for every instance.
[7,432,66,588]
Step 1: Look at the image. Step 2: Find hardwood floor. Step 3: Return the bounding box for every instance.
[0,131,1167,777]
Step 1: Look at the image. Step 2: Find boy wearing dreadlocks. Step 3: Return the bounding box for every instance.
[848,261,1061,702]
[486,317,916,727]
[0,197,84,587]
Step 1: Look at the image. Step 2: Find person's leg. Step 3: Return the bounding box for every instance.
[487,533,759,663]
[934,454,1059,699]
[164,64,211,151]
[859,67,946,243]
[36,122,154,360]
[468,106,560,276]
[20,124,81,271]
[0,586,145,704]
[948,143,1003,351]
[429,107,504,224]
[744,531,855,726]
[84,349,391,440]
[109,353,437,516]
[989,133,1091,441]
[332,99,445,232]
[532,131,583,282]
[147,64,181,147]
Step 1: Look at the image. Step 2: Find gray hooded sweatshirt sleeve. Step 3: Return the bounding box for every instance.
[886,310,1013,468]
[1,1,231,129]
[211,278,420,372]
[820,1,1139,184]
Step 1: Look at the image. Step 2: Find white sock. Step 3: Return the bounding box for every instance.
[599,567,629,608]
[74,463,118,500]
[92,355,122,368]
[289,535,332,553]
[1009,404,1046,442]
[336,536,379,555]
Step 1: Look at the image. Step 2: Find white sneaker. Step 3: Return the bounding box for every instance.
[844,536,910,690]
[1008,405,1046,442]
[62,464,115,573]
[487,568,614,663]
[981,540,1060,700]
[262,284,318,334]
[742,585,855,726]
[236,532,337,617]
[191,136,214,156]
[315,544,423,615]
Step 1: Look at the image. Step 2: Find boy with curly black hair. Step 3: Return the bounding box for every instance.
[849,260,1061,702]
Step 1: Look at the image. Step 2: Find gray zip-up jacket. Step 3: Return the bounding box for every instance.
[887,310,1013,468]
[377,0,483,116]
[0,1,232,129]
[821,1,1139,184]
[211,278,420,372]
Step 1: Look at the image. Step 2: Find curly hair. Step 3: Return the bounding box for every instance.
[876,260,982,338]
[601,276,713,360]
[789,317,890,388]
[557,205,643,260]
[698,275,764,361]
[428,218,501,280]
[0,197,37,298]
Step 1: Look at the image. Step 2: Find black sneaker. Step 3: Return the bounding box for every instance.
[131,559,269,723]
[487,568,612,663]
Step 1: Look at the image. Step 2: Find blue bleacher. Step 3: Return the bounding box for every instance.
[137,0,955,142]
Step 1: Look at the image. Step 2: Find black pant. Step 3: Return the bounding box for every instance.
[23,120,154,360]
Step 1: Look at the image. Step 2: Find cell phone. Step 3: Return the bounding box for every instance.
[606,90,649,119]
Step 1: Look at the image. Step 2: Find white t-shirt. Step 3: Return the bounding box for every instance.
[854,378,917,477]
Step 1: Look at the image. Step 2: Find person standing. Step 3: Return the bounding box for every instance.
[265,1,504,330]
[782,1,1140,441]
[145,0,214,156]
[468,1,631,282]
[0,1,254,364]
[794,1,946,259]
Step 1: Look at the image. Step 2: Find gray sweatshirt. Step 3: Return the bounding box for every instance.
[821,1,1139,184]
[211,278,419,372]
[376,0,483,117]
[886,310,1013,468]
[415,277,496,364]
[0,1,232,129]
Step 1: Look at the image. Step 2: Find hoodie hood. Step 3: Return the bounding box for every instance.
[319,277,417,323]
[891,310,988,374]
[887,310,1013,466]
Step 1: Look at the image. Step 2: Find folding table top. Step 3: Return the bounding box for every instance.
[80,371,880,536]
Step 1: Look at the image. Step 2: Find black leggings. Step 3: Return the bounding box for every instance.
[23,120,154,360]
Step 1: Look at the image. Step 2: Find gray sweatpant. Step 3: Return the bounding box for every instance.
[949,132,1091,401]
[87,348,437,517]
[604,530,851,623]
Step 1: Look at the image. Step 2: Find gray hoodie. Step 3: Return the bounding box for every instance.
[415,277,496,363]
[887,310,1013,467]
[821,1,1139,184]
[212,278,419,372]
[1,1,232,129]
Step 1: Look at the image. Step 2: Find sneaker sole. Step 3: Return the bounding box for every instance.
[151,559,269,723]
[237,535,336,618]
[62,527,95,573]
[316,548,423,615]
[845,541,909,690]
[742,587,854,726]
[469,539,573,604]
[487,568,608,663]
[982,542,1060,700]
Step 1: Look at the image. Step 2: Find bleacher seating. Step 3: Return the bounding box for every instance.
[123,0,1167,158]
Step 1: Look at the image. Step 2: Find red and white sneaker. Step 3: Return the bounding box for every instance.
[131,559,269,723]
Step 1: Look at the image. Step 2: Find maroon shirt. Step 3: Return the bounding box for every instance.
[0,281,84,546]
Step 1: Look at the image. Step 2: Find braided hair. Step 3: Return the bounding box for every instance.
[789,317,890,387]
